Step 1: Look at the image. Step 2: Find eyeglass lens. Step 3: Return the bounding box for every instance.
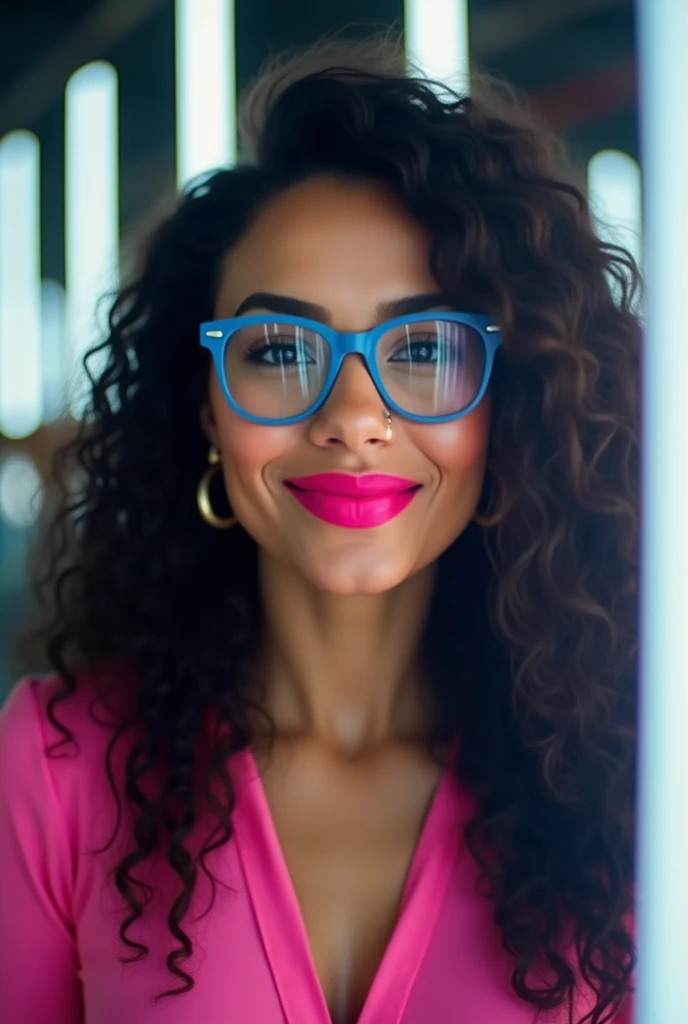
[222,318,487,419]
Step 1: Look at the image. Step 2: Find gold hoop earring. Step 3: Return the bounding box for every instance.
[197,446,238,529]
[382,407,393,441]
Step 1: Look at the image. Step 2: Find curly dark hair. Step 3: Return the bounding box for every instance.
[21,33,640,1024]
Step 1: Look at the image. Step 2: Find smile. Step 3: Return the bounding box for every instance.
[283,471,423,529]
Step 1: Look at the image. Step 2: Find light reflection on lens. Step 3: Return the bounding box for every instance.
[223,318,486,419]
[377,319,484,417]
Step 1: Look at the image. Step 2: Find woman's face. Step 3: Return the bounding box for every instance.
[201,175,492,595]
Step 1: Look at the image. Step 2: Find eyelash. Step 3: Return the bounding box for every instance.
[243,337,447,366]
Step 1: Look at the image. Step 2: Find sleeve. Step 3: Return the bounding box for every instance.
[0,677,84,1024]
[615,992,634,1023]
[614,904,636,1023]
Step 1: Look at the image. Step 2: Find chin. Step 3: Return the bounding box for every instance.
[301,553,411,596]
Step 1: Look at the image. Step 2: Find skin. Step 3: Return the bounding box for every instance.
[200,175,493,1022]
[201,173,492,756]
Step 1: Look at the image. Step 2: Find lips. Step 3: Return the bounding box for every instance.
[283,473,422,529]
[284,473,420,497]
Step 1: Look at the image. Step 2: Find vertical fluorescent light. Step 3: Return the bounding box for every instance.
[40,279,67,423]
[0,452,43,530]
[65,61,119,418]
[404,0,470,91]
[635,1,688,1023]
[175,0,236,187]
[588,149,643,307]
[0,131,42,439]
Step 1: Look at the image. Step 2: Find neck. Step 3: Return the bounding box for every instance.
[250,550,439,758]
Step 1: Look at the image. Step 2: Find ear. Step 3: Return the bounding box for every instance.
[199,401,220,450]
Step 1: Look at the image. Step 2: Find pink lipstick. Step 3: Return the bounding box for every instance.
[283,473,421,529]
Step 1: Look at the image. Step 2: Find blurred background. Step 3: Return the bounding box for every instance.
[0,0,641,702]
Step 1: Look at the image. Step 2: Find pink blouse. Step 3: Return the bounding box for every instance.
[0,672,634,1023]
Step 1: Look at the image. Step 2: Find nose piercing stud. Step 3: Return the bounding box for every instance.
[382,408,393,440]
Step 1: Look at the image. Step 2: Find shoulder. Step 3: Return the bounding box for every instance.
[0,672,82,770]
[1,662,148,874]
[0,663,141,822]
[0,661,137,752]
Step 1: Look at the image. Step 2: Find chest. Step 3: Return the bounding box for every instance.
[255,745,444,1024]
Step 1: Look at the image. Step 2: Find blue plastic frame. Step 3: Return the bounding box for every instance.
[199,311,502,425]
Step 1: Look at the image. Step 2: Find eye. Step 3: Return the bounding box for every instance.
[388,336,444,363]
[244,340,317,366]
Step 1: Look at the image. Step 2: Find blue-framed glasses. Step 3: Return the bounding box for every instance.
[200,311,502,425]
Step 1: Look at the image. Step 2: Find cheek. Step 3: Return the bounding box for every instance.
[222,420,283,469]
[209,380,298,481]
[218,420,303,492]
[419,400,491,477]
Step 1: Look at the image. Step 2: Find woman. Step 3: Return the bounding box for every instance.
[0,36,639,1024]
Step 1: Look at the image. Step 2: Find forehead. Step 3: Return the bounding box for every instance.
[214,176,438,318]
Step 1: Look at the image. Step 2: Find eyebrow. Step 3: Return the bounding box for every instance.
[232,291,453,322]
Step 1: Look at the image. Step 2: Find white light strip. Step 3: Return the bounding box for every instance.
[636,1,688,1023]
[65,61,119,418]
[587,149,643,308]
[0,131,42,439]
[40,279,67,424]
[0,452,43,530]
[175,0,236,187]
[404,0,470,91]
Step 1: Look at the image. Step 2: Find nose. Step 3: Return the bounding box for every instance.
[308,354,392,449]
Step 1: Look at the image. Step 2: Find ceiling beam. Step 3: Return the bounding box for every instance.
[0,0,168,136]
[0,0,634,140]
[530,56,636,132]
[471,0,629,58]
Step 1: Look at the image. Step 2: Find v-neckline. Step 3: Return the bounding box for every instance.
[229,742,470,1024]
